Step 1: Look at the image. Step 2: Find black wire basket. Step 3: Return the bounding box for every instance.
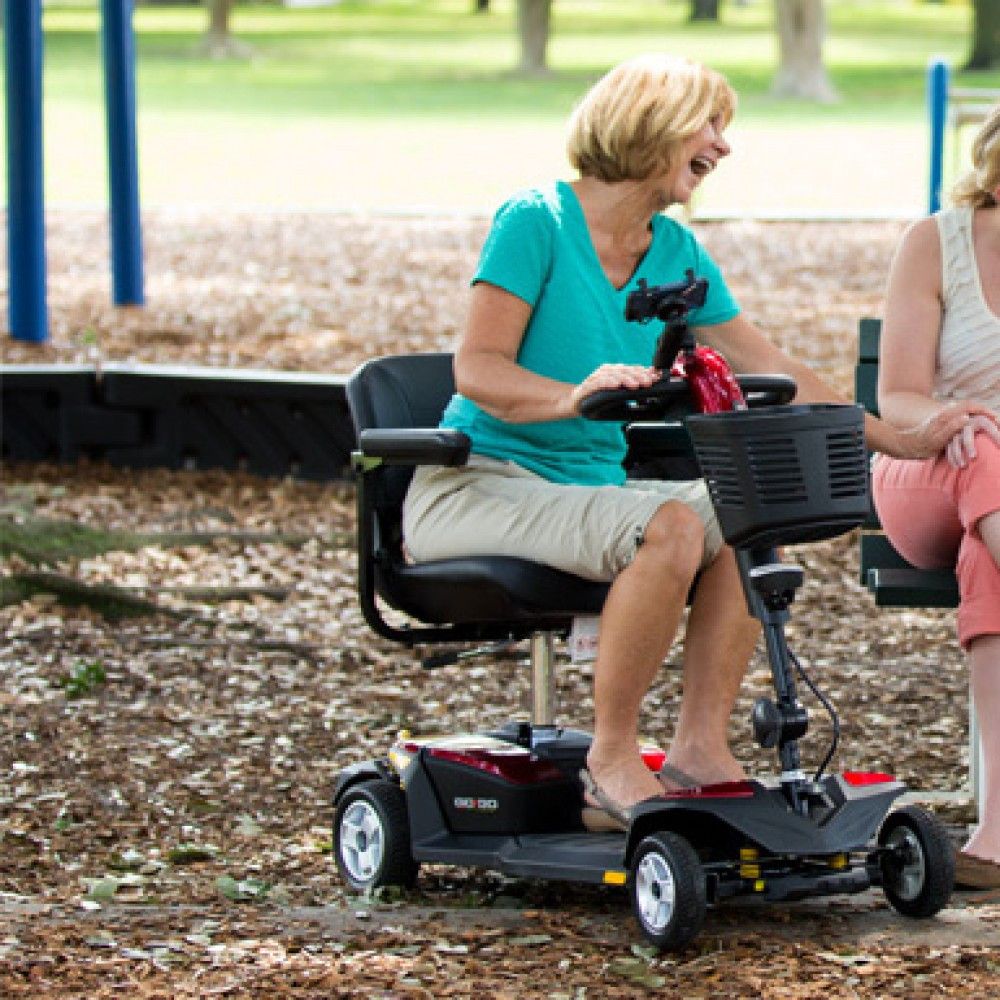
[685,404,870,549]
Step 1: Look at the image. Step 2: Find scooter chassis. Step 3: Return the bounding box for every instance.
[333,734,907,908]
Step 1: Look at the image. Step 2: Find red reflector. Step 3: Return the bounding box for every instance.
[664,780,755,800]
[427,747,564,785]
[641,747,667,772]
[842,770,895,786]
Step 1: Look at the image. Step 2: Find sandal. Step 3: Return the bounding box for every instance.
[954,851,1000,891]
[579,769,629,832]
[657,762,701,792]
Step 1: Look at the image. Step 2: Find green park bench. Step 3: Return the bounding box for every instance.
[855,317,982,817]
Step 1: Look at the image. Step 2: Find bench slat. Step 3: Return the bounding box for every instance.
[866,567,960,608]
[855,318,959,609]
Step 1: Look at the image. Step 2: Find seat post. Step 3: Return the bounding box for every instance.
[529,630,556,728]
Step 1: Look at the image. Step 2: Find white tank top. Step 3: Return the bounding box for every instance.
[934,206,1000,412]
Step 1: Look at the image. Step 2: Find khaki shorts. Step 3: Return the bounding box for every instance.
[403,455,723,583]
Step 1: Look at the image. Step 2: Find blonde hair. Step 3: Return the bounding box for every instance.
[951,102,1000,209]
[566,54,736,182]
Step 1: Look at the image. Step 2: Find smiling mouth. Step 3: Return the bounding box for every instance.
[689,155,715,177]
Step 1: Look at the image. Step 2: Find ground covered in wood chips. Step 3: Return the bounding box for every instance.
[3,211,1000,997]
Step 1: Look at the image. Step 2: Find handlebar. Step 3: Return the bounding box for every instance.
[579,374,797,422]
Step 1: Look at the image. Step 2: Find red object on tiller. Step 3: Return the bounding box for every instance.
[671,345,747,414]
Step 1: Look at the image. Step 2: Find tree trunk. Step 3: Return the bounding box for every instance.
[208,0,233,42]
[517,0,553,76]
[201,0,252,60]
[772,0,838,103]
[966,0,1000,71]
[690,0,720,21]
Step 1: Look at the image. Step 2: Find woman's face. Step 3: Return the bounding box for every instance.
[660,115,731,205]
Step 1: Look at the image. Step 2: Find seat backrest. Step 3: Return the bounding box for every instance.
[345,353,456,555]
[347,352,456,435]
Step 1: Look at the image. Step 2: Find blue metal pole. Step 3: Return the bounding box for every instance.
[927,58,949,215]
[4,0,48,343]
[100,0,144,305]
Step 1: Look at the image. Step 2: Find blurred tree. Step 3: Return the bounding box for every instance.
[966,0,1000,70]
[517,0,552,76]
[689,0,720,21]
[772,0,838,103]
[474,0,491,12]
[199,0,252,58]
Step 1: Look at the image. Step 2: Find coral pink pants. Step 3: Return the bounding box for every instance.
[871,435,1000,649]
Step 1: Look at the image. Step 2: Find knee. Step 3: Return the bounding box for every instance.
[638,501,705,580]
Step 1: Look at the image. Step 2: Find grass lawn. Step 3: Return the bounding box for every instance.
[4,0,999,217]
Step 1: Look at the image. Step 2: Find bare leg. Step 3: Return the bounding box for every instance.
[963,634,1000,862]
[667,546,760,785]
[962,509,1000,858]
[585,501,704,809]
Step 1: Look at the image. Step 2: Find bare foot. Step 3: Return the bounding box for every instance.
[963,832,1000,864]
[585,745,663,812]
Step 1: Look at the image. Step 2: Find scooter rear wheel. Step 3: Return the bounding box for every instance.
[878,804,954,918]
[334,779,419,892]
[628,831,706,951]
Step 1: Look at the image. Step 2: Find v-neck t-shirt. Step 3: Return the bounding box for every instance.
[440,180,740,486]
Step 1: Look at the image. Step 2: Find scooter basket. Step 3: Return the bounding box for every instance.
[685,404,870,549]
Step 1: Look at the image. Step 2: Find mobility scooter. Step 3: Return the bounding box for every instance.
[333,274,954,951]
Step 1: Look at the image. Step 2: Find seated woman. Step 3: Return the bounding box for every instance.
[872,102,1000,889]
[404,53,985,830]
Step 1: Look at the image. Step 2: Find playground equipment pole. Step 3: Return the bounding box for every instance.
[101,0,145,306]
[927,58,949,215]
[4,0,49,342]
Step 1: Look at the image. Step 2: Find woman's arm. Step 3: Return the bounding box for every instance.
[454,281,660,424]
[694,295,991,461]
[877,218,947,428]
[878,218,1000,464]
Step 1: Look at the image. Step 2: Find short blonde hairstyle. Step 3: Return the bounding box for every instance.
[566,54,736,182]
[951,101,1000,209]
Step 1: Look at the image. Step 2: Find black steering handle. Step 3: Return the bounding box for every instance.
[579,373,797,422]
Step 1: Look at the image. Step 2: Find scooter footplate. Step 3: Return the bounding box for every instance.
[414,832,626,885]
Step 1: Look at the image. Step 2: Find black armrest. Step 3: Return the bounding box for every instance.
[357,427,471,466]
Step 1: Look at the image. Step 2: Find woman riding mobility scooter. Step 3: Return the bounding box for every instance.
[333,273,955,951]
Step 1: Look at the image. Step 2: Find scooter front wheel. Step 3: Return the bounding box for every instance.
[878,804,954,918]
[628,831,706,951]
[334,779,419,892]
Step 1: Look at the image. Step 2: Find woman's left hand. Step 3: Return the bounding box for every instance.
[944,413,1000,469]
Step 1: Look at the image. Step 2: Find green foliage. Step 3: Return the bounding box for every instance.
[168,843,220,864]
[216,874,272,901]
[0,515,150,566]
[36,2,998,124]
[58,659,108,699]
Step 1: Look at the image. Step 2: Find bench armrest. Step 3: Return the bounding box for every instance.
[356,427,471,466]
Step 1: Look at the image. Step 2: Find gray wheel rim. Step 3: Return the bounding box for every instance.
[339,800,385,884]
[885,825,926,901]
[636,851,677,933]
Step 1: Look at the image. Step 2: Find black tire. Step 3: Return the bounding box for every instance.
[334,779,419,892]
[628,831,707,951]
[878,804,954,918]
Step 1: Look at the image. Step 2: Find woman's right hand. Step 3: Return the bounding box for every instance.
[944,412,1000,469]
[882,399,1000,461]
[569,364,661,416]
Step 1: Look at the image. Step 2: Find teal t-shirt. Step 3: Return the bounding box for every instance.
[441,180,740,486]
